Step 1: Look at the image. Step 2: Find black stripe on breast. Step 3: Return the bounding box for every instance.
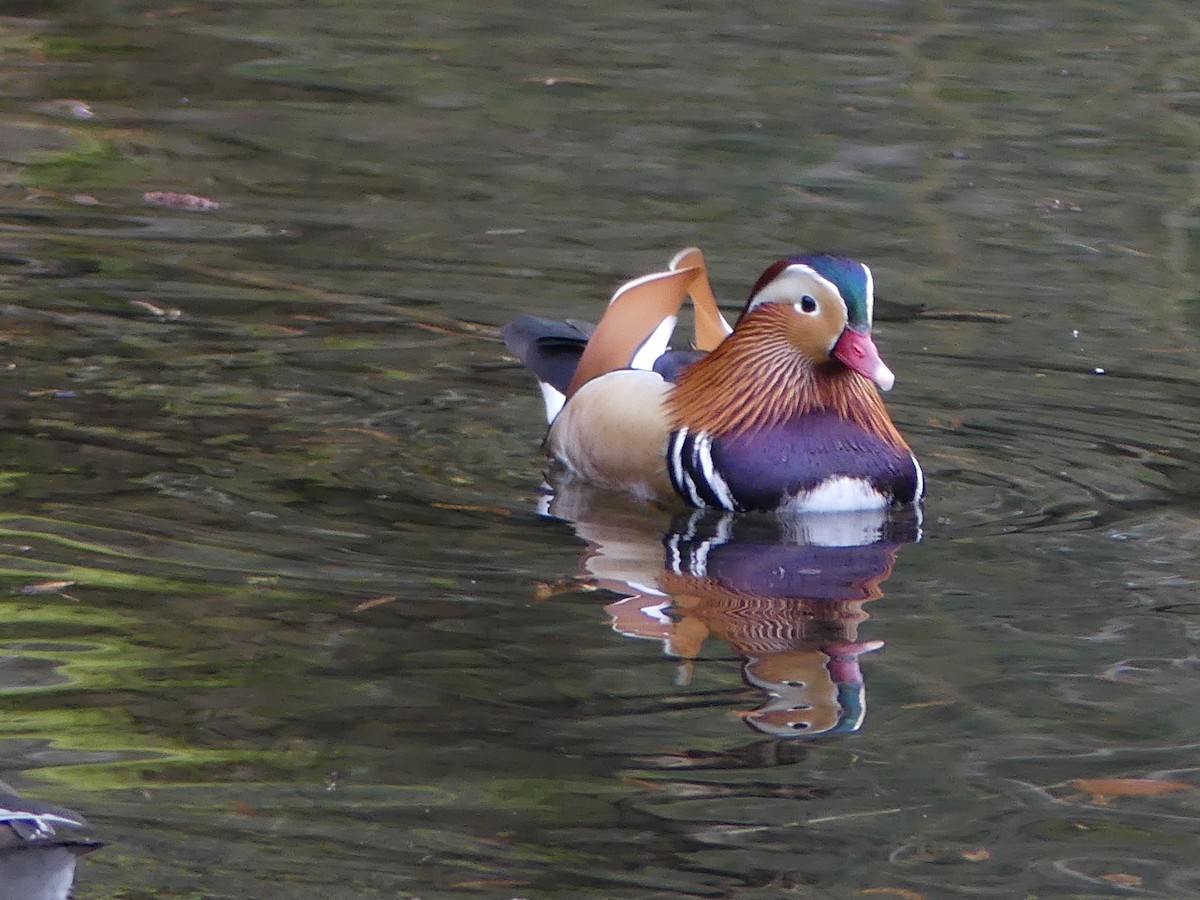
[667,429,733,510]
[667,429,697,505]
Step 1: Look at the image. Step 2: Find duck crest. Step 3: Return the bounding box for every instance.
[667,304,910,452]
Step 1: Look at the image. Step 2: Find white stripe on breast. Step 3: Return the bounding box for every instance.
[668,429,703,507]
[911,454,925,501]
[694,433,737,511]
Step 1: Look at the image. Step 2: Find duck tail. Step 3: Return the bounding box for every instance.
[502,316,592,423]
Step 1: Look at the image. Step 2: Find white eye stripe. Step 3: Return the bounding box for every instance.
[749,262,875,327]
[748,266,836,314]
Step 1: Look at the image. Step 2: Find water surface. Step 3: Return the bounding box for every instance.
[0,1,1199,897]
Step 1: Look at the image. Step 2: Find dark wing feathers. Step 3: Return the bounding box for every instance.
[502,315,590,396]
[504,316,700,395]
[652,349,704,383]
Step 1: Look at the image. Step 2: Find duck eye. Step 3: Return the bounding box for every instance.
[795,295,818,314]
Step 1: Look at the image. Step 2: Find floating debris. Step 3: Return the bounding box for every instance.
[1101,873,1142,887]
[143,190,221,211]
[25,189,103,206]
[352,595,397,612]
[129,299,183,319]
[521,75,598,87]
[1034,197,1082,213]
[918,309,1011,323]
[37,99,95,119]
[20,580,76,595]
[1070,776,1193,803]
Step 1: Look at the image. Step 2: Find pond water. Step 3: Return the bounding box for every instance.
[1,0,1199,897]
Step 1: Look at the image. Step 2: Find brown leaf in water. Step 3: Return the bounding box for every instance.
[20,580,76,595]
[1071,777,1193,803]
[352,595,397,612]
[129,299,183,319]
[1102,873,1142,887]
[621,777,668,791]
[960,847,991,862]
[924,416,964,431]
[532,578,593,601]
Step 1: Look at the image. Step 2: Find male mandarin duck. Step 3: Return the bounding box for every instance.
[503,248,923,513]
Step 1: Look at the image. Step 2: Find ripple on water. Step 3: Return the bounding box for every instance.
[903,344,1200,536]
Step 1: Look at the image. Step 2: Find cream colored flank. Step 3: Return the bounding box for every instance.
[548,369,674,499]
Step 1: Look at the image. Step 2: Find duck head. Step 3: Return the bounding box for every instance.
[739,254,894,391]
[668,254,906,444]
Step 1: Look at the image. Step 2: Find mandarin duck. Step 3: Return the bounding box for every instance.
[503,248,923,513]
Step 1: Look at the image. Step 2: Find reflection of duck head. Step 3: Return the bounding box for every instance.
[0,781,100,900]
[658,510,910,737]
[542,485,918,738]
[739,640,883,737]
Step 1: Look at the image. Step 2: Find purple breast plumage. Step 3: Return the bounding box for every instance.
[668,413,922,513]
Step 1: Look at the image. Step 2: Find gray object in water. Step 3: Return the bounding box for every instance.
[0,780,101,900]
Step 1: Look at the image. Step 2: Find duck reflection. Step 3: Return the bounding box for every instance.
[542,484,919,737]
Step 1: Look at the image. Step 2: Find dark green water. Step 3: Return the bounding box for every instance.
[1,1,1199,897]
